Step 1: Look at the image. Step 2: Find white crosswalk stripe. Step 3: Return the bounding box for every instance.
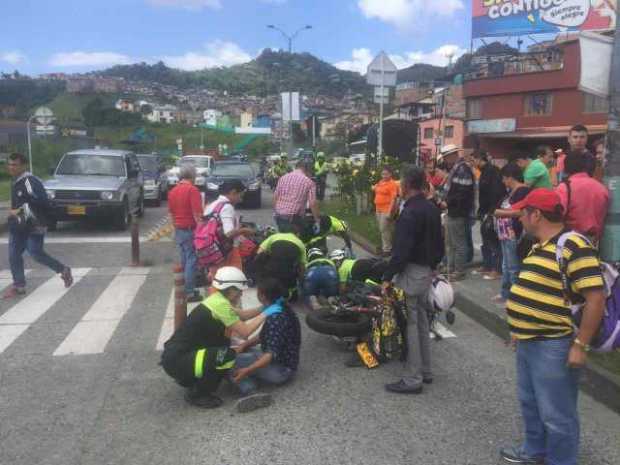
[54,268,150,356]
[156,291,204,351]
[0,268,91,354]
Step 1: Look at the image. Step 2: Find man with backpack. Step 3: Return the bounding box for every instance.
[168,164,203,303]
[203,180,255,272]
[4,152,73,298]
[501,188,606,465]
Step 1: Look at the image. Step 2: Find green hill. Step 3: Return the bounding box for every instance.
[100,49,368,97]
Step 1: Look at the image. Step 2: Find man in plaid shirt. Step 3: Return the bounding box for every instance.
[274,161,321,233]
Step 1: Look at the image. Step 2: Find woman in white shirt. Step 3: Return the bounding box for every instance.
[204,180,255,271]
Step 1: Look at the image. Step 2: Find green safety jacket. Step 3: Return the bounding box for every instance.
[308,257,336,269]
[306,216,349,248]
[315,160,329,177]
[338,259,356,284]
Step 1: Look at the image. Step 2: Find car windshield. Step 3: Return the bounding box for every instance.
[137,156,159,172]
[213,164,254,177]
[56,154,125,176]
[179,157,210,168]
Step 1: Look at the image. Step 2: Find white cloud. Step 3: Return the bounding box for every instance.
[1,51,26,65]
[49,51,133,67]
[358,0,464,29]
[334,45,466,74]
[162,40,252,70]
[146,0,221,9]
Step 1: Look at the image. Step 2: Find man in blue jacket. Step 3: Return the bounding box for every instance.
[5,153,73,298]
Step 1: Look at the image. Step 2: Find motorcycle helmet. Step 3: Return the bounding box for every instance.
[307,247,325,262]
[212,266,249,291]
[427,276,454,313]
[328,249,347,262]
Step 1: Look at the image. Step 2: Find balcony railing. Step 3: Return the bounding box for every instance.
[465,49,564,81]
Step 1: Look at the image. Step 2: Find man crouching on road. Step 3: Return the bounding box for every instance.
[382,165,444,394]
[500,189,605,465]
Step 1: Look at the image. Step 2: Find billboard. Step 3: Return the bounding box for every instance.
[472,0,617,39]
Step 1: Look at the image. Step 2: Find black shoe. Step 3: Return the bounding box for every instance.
[184,390,223,409]
[385,380,423,394]
[499,446,545,464]
[187,292,203,303]
[423,376,434,385]
[236,393,272,413]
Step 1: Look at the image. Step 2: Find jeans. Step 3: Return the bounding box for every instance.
[446,216,468,274]
[274,214,299,233]
[516,337,580,465]
[500,239,520,299]
[235,349,294,396]
[303,265,339,297]
[175,228,197,295]
[466,217,474,264]
[9,231,65,288]
[393,264,432,388]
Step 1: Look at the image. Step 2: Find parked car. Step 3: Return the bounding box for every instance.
[165,155,213,191]
[44,149,144,230]
[205,161,262,208]
[137,154,167,206]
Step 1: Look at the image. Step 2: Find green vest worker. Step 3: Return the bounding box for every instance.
[256,232,308,298]
[161,267,275,409]
[304,215,353,255]
[314,159,329,177]
[329,249,388,292]
[314,152,329,200]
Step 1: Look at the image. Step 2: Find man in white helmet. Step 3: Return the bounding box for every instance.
[161,267,280,410]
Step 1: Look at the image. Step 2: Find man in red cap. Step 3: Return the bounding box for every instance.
[500,188,606,465]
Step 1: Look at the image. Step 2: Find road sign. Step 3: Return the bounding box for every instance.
[34,106,54,126]
[373,87,390,104]
[366,52,397,87]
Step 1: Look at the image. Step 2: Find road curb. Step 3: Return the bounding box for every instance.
[456,290,620,415]
[350,230,381,256]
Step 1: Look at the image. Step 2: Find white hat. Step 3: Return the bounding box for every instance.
[440,144,462,155]
[212,266,248,291]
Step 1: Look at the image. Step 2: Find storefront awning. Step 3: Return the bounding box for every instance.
[476,125,608,139]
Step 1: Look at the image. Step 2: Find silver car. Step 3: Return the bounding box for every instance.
[44,149,144,230]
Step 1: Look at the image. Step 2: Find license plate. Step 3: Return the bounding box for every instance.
[67,205,86,215]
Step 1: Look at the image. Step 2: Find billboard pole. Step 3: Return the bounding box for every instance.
[601,18,620,262]
[378,59,384,160]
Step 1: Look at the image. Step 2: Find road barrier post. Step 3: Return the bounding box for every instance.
[173,264,187,330]
[130,219,140,266]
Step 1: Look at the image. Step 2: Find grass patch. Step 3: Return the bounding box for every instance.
[0,179,10,202]
[322,197,380,248]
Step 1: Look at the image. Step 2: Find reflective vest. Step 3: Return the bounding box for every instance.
[338,259,356,283]
[259,232,308,266]
[308,257,336,269]
[315,160,328,177]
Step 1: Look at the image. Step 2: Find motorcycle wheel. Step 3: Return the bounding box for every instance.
[306,310,371,338]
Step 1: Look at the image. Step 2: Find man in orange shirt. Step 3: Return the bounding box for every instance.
[372,166,400,255]
[168,164,204,302]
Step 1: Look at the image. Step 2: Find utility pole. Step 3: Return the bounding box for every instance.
[378,60,385,159]
[601,19,620,262]
[267,24,313,158]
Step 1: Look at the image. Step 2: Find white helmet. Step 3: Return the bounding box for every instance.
[212,266,248,291]
[427,276,454,312]
[307,247,325,261]
[328,249,346,261]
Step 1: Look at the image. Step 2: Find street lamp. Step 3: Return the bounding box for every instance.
[267,24,312,157]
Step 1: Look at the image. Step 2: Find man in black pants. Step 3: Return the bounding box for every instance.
[5,153,72,298]
[383,165,444,394]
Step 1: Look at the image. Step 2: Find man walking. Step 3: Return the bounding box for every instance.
[273,160,320,233]
[5,153,73,298]
[501,189,605,465]
[383,166,444,394]
[441,146,474,281]
[168,164,203,302]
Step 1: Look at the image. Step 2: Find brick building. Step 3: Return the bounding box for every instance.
[463,35,609,160]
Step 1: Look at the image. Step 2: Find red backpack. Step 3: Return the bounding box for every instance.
[194,201,233,268]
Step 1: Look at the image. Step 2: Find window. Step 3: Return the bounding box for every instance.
[466,98,482,119]
[444,125,454,138]
[424,128,434,139]
[524,93,553,116]
[584,93,609,113]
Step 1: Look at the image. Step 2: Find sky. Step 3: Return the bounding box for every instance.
[1,0,473,76]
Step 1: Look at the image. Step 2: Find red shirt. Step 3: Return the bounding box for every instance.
[168,181,203,229]
[274,169,316,216]
[555,173,609,240]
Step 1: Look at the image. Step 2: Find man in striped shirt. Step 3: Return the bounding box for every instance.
[273,161,320,233]
[500,189,605,465]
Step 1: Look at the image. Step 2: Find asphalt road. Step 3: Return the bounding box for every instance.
[0,187,618,465]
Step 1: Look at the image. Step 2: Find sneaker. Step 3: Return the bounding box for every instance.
[385,380,423,394]
[61,267,73,288]
[3,286,26,299]
[187,292,203,303]
[184,389,223,409]
[499,446,545,464]
[236,393,273,413]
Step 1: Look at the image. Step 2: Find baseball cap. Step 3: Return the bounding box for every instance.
[511,188,564,213]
